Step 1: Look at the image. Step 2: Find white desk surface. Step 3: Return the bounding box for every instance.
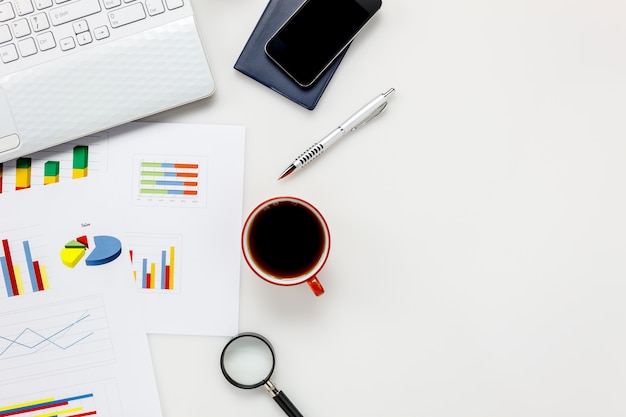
[145,1,626,416]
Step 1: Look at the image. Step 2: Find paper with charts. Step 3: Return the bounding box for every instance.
[0,181,162,417]
[0,122,245,336]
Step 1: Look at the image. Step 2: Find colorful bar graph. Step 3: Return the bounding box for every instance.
[0,393,96,417]
[43,160,60,185]
[15,158,31,190]
[139,161,199,196]
[72,145,89,179]
[138,246,175,290]
[0,141,100,195]
[1,238,48,297]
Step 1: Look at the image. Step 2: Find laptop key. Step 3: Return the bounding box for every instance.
[59,35,74,50]
[14,0,35,16]
[36,30,55,50]
[0,43,18,62]
[0,3,15,22]
[11,18,31,38]
[35,0,53,9]
[165,0,183,10]
[0,24,10,43]
[49,0,101,26]
[17,36,36,56]
[108,3,146,28]
[31,13,50,31]
[77,30,91,45]
[103,0,122,9]
[94,25,109,40]
[72,19,88,33]
[145,0,164,16]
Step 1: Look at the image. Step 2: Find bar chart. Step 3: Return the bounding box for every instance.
[0,133,108,195]
[0,392,97,417]
[133,155,208,207]
[139,161,199,196]
[0,231,49,298]
[0,379,123,417]
[11,146,88,191]
[127,233,182,292]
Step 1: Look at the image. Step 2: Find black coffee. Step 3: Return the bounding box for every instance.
[248,201,326,278]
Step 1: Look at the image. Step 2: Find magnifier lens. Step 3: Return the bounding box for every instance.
[222,335,274,387]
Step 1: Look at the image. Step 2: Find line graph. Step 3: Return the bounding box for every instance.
[0,296,115,383]
[0,312,93,358]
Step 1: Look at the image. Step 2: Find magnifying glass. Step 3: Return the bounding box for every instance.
[220,332,304,417]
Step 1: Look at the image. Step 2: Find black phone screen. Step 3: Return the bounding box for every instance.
[265,0,380,87]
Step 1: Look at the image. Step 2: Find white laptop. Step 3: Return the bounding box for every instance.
[0,0,215,163]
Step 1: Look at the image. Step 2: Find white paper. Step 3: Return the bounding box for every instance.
[0,181,162,417]
[1,122,245,336]
[105,122,245,335]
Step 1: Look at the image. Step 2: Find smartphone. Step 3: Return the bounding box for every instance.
[265,0,382,88]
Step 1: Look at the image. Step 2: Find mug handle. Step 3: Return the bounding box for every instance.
[306,276,324,296]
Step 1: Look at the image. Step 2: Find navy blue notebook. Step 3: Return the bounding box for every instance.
[234,0,348,110]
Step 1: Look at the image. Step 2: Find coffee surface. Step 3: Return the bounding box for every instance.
[248,201,325,278]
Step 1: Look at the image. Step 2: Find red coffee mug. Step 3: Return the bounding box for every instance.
[241,197,330,296]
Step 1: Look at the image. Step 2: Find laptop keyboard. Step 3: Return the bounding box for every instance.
[0,0,186,66]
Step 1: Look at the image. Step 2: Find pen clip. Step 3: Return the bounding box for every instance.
[350,101,388,132]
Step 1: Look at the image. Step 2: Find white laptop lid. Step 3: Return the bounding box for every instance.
[0,0,215,163]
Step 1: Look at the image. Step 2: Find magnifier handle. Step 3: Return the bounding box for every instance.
[265,381,304,417]
[273,391,304,417]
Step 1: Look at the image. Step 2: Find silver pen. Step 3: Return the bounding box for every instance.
[278,88,395,180]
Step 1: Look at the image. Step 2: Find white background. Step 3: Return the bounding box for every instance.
[146,1,626,416]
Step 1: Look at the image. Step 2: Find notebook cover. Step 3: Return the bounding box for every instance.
[234,0,348,110]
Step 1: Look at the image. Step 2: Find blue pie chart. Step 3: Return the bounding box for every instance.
[85,236,122,266]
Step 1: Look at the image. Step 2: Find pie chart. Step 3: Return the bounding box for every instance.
[60,235,122,268]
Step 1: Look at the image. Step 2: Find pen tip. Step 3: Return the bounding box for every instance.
[278,165,296,180]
